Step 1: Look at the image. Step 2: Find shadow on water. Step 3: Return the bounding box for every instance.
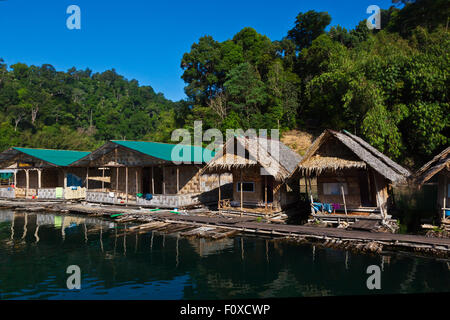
[0,210,448,300]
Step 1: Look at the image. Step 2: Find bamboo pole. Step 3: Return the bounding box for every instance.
[38,169,42,190]
[341,185,348,221]
[102,168,105,192]
[25,169,29,198]
[135,168,138,196]
[176,167,179,193]
[240,169,243,216]
[125,167,128,205]
[116,167,119,192]
[151,166,154,194]
[218,174,221,212]
[86,167,89,190]
[163,166,166,195]
[443,175,448,220]
[265,175,268,215]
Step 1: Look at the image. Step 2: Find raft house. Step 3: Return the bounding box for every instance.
[414,146,450,226]
[291,129,410,226]
[202,135,302,216]
[69,140,231,208]
[0,147,91,200]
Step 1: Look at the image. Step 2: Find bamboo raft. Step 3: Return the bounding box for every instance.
[1,199,450,256]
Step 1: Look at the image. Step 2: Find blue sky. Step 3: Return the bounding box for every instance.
[0,0,396,101]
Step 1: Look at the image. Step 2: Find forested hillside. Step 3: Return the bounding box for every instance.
[0,0,448,168]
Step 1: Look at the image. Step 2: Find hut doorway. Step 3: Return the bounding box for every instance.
[142,167,163,195]
[358,170,373,207]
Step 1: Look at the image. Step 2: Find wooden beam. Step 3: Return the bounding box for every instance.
[265,175,268,213]
[163,166,166,195]
[125,167,129,205]
[102,168,105,192]
[341,185,348,221]
[218,174,221,211]
[116,167,119,192]
[38,169,42,189]
[444,175,448,220]
[25,169,29,198]
[86,167,89,190]
[151,166,154,194]
[240,169,243,216]
[176,167,179,193]
[135,168,138,195]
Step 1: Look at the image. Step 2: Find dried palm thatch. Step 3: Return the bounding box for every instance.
[414,146,450,186]
[295,129,411,183]
[203,136,302,181]
[301,155,366,175]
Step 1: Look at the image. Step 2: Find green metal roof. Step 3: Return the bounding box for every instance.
[13,147,90,166]
[111,140,215,163]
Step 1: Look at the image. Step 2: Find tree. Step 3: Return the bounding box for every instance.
[287,10,331,52]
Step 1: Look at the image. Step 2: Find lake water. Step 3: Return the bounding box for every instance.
[0,210,448,300]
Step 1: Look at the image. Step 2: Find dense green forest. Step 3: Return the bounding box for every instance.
[0,0,448,168]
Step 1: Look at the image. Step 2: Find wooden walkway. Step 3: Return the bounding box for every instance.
[1,199,450,254]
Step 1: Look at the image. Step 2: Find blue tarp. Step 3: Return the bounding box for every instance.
[312,202,333,213]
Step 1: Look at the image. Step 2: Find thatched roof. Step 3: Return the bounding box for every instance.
[204,136,302,181]
[414,146,450,186]
[296,129,411,183]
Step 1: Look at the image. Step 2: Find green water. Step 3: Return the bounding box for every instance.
[0,210,448,300]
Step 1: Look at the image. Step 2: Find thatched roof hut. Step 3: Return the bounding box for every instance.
[204,136,302,181]
[414,146,450,186]
[296,129,410,184]
[203,136,302,212]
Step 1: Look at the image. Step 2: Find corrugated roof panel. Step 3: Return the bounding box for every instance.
[111,140,215,163]
[13,147,90,166]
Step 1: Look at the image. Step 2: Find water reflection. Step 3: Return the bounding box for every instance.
[0,210,448,300]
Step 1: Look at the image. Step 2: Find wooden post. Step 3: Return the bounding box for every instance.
[63,170,67,188]
[151,166,154,194]
[13,170,16,187]
[444,175,448,220]
[341,185,348,221]
[38,169,42,189]
[373,173,385,220]
[86,167,89,190]
[163,166,166,195]
[218,174,221,211]
[125,167,128,205]
[240,169,243,216]
[135,168,138,196]
[102,168,105,192]
[264,175,268,214]
[25,169,29,198]
[116,167,119,192]
[176,167,179,193]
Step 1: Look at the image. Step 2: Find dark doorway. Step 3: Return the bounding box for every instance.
[358,170,372,207]
[142,167,163,195]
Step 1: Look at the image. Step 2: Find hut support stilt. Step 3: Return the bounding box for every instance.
[444,175,448,221]
[218,174,221,212]
[240,169,243,217]
[25,169,29,198]
[341,185,348,222]
[125,166,128,206]
[151,166,154,194]
[38,169,42,190]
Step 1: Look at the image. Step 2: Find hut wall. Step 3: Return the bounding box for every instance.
[231,166,264,204]
[111,167,142,195]
[41,168,61,188]
[316,169,362,207]
[16,170,39,189]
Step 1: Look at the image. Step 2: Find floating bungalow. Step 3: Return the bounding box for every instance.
[414,146,450,223]
[292,130,410,223]
[0,147,90,200]
[203,136,302,215]
[70,140,230,208]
